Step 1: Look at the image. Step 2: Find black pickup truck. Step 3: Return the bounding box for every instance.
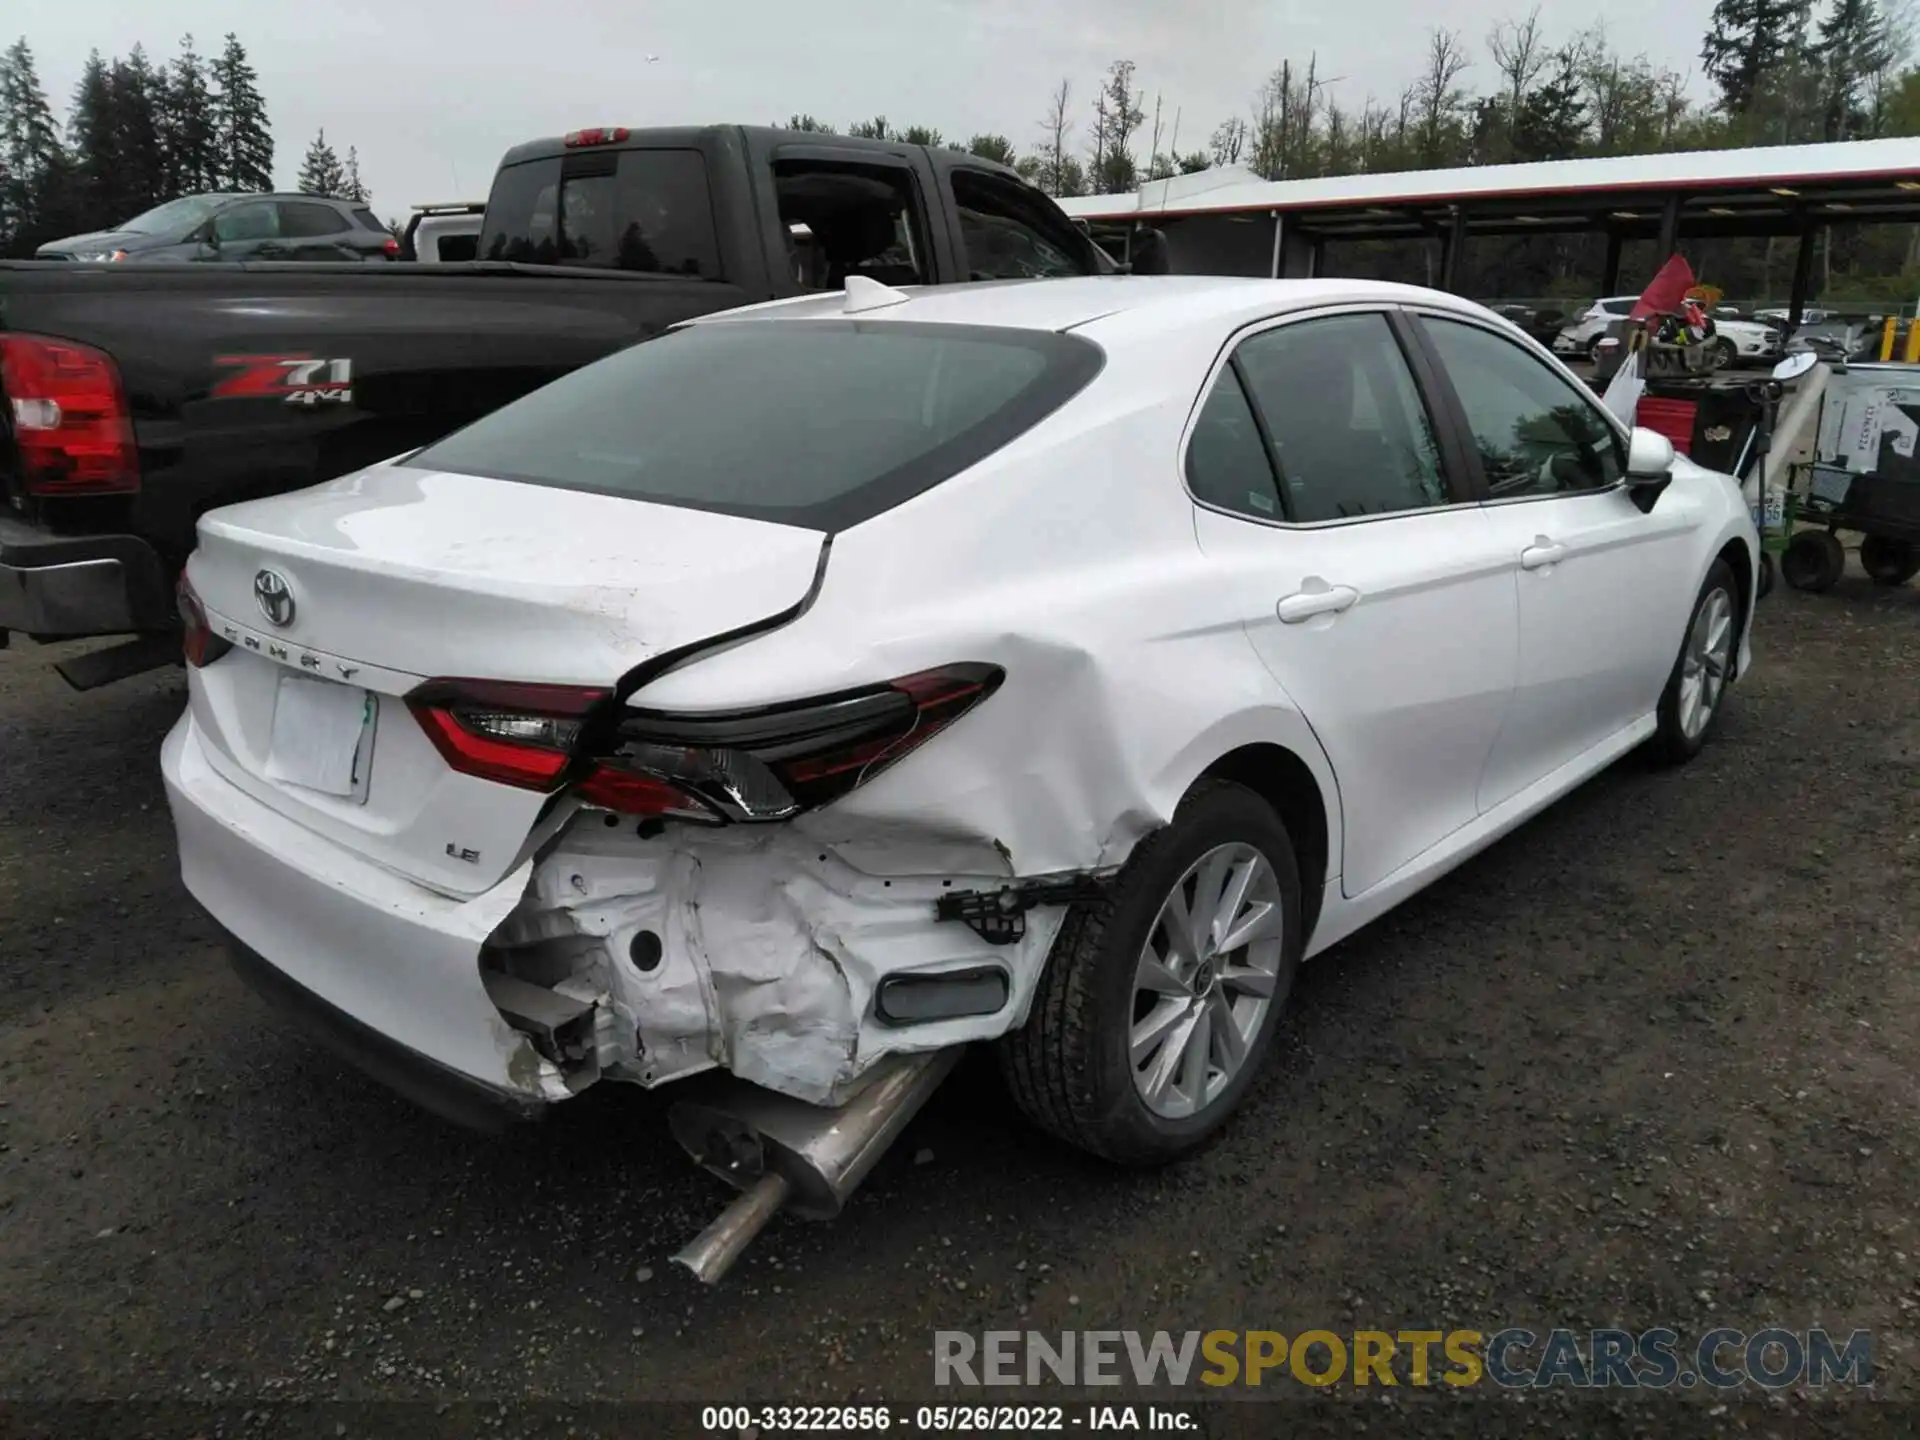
[0,124,1112,688]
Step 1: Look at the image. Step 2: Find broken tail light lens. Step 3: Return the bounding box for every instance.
[404,665,1003,824]
[0,332,140,496]
[407,680,610,791]
[176,574,232,669]
[600,663,1004,819]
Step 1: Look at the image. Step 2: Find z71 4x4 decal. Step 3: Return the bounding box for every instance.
[211,355,354,407]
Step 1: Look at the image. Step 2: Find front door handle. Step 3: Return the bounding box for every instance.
[1277,581,1359,624]
[1520,537,1567,570]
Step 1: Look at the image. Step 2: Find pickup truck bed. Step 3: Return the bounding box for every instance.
[1,124,1109,685]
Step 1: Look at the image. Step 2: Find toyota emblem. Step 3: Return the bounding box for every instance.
[253,569,296,628]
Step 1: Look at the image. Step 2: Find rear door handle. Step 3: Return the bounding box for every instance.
[1277,582,1359,623]
[1520,537,1567,570]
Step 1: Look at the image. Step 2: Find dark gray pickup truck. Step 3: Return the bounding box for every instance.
[0,124,1112,687]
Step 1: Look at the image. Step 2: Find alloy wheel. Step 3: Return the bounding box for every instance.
[1129,842,1286,1119]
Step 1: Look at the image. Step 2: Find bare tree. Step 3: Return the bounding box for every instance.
[1324,100,1355,174]
[1089,60,1146,193]
[1250,54,1325,180]
[1413,28,1473,165]
[1208,115,1247,166]
[1488,7,1549,157]
[1035,78,1076,195]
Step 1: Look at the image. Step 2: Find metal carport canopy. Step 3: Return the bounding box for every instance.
[1056,137,1920,240]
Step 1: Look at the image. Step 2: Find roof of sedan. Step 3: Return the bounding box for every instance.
[691,275,1480,335]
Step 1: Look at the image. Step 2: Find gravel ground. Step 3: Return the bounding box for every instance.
[1,565,1916,1438]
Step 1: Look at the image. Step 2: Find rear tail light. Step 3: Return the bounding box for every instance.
[598,663,1004,819]
[563,126,630,148]
[404,664,1003,823]
[177,574,232,668]
[407,680,607,791]
[0,332,140,496]
[382,235,400,259]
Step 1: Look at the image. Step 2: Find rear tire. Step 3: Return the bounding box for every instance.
[1650,559,1739,766]
[997,781,1302,1166]
[1859,534,1920,586]
[1781,530,1845,592]
[1708,336,1737,370]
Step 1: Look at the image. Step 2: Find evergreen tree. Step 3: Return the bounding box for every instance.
[965,134,1017,166]
[211,33,273,191]
[1511,48,1588,161]
[0,39,66,251]
[342,145,368,203]
[296,127,346,196]
[1701,0,1811,115]
[1815,0,1895,139]
[161,34,219,193]
[67,50,116,230]
[108,47,166,218]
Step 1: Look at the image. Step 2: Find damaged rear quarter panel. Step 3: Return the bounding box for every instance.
[485,330,1343,1109]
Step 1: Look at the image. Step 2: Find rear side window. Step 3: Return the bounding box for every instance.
[1230,313,1449,523]
[352,207,383,232]
[404,320,1104,531]
[279,202,350,237]
[479,149,721,276]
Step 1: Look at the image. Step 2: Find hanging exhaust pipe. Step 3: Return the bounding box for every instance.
[668,1046,963,1284]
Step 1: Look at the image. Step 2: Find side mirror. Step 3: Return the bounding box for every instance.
[1772,351,1818,382]
[1624,426,1675,512]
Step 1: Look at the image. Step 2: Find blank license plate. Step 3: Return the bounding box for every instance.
[264,672,377,802]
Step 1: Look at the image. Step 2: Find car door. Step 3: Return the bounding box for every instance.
[1409,310,1701,813]
[1188,306,1521,899]
[202,200,284,261]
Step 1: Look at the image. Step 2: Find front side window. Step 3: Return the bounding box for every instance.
[950,170,1092,280]
[405,320,1103,532]
[1421,316,1624,499]
[1228,313,1449,524]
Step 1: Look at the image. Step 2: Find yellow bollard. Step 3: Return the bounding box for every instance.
[1903,319,1920,364]
[1882,315,1900,361]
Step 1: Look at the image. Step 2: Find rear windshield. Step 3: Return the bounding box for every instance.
[402,320,1104,531]
[478,148,722,277]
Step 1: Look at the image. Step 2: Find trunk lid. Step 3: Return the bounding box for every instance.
[184,461,826,894]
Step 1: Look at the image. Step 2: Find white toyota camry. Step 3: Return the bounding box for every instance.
[163,275,1757,1178]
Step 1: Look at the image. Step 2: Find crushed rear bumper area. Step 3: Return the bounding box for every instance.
[224,928,545,1131]
[0,515,174,639]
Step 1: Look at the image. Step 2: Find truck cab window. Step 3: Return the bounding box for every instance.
[774,160,929,290]
[480,149,720,277]
[950,170,1092,280]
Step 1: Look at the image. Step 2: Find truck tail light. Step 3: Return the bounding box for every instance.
[177,574,232,668]
[563,127,630,148]
[404,665,1003,824]
[0,332,140,496]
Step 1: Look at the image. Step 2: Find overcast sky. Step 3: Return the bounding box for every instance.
[28,0,1719,217]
